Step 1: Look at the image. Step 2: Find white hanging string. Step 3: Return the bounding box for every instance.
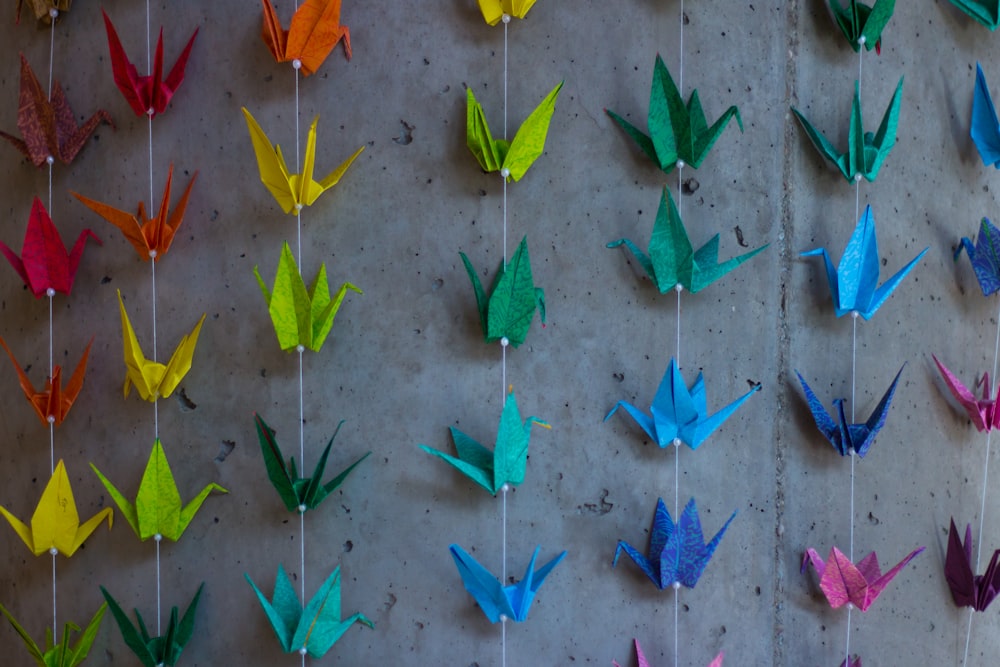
[672,5,684,665]
[51,555,56,642]
[499,16,512,667]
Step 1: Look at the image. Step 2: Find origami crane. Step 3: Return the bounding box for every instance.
[246,565,372,658]
[802,545,924,611]
[955,217,1000,296]
[15,0,70,25]
[90,439,226,542]
[972,63,1000,168]
[839,658,862,667]
[607,187,768,294]
[0,197,101,298]
[243,108,364,215]
[613,640,723,667]
[605,357,760,450]
[450,544,566,623]
[933,355,1000,432]
[0,602,106,667]
[254,412,369,513]
[118,291,206,401]
[830,0,895,52]
[946,518,1000,611]
[254,242,362,353]
[100,584,202,667]
[420,389,549,496]
[792,78,903,183]
[795,366,903,458]
[477,0,537,25]
[0,54,113,167]
[466,81,562,182]
[460,236,545,348]
[614,498,736,590]
[102,10,197,118]
[801,205,927,319]
[949,0,1000,29]
[606,54,743,175]
[0,336,91,427]
[261,0,351,75]
[0,459,112,557]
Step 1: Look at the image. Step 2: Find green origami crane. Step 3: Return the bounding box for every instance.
[608,187,768,294]
[246,565,373,658]
[0,602,106,667]
[606,54,743,175]
[461,236,545,348]
[419,389,550,496]
[792,77,903,183]
[830,0,896,51]
[949,0,1000,29]
[255,242,362,353]
[90,439,226,542]
[254,413,370,513]
[466,81,563,182]
[100,584,202,667]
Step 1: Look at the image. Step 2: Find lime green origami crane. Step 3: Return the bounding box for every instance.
[466,82,562,182]
[254,242,361,352]
[830,0,895,51]
[90,439,226,542]
[477,0,537,25]
[949,0,1000,29]
[0,602,106,667]
[100,584,202,667]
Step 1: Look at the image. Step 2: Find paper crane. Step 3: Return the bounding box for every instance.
[253,413,369,513]
[261,0,351,75]
[830,0,895,52]
[466,81,562,182]
[0,459,112,557]
[972,63,1000,168]
[606,357,760,450]
[795,366,903,458]
[801,205,927,319]
[101,584,201,667]
[614,640,723,667]
[477,0,537,25]
[450,544,566,623]
[254,242,361,352]
[420,389,550,496]
[946,518,1000,611]
[0,336,91,427]
[243,108,364,215]
[933,355,1000,432]
[955,217,1000,296]
[246,565,372,658]
[607,187,768,294]
[0,601,106,667]
[0,54,113,167]
[802,545,924,611]
[792,78,903,183]
[606,54,743,175]
[613,497,736,590]
[16,0,71,25]
[0,197,101,298]
[949,0,1000,29]
[460,236,545,348]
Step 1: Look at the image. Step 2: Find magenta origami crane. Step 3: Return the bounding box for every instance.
[0,197,100,297]
[613,639,722,667]
[801,545,923,611]
[945,518,1000,612]
[933,355,1000,432]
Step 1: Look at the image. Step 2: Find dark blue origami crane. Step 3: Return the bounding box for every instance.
[955,217,1000,296]
[450,544,566,623]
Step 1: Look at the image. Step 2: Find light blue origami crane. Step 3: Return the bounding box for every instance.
[449,544,566,623]
[605,357,760,449]
[613,497,736,589]
[955,217,1000,296]
[972,63,1000,167]
[801,205,927,319]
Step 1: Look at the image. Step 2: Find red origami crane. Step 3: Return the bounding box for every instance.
[0,54,113,167]
[933,355,1000,432]
[801,545,924,611]
[261,0,351,76]
[102,10,197,118]
[72,165,196,262]
[0,197,101,297]
[945,518,1000,612]
[0,336,91,426]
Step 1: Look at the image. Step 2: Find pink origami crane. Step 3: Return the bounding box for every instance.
[0,197,101,297]
[613,639,722,667]
[933,355,1000,432]
[836,658,861,667]
[802,545,924,611]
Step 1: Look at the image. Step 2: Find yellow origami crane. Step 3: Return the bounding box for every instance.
[118,291,206,402]
[242,107,364,215]
[478,0,537,25]
[16,0,71,25]
[0,459,112,557]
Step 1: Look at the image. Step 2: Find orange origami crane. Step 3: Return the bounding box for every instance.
[73,166,197,262]
[15,0,71,25]
[261,0,351,76]
[0,336,91,426]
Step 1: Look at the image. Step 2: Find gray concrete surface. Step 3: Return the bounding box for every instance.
[0,1,996,665]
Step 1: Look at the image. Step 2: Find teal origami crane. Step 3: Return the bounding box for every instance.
[253,412,369,513]
[955,217,1000,296]
[450,544,566,623]
[100,584,202,667]
[246,565,373,658]
[949,1,1000,29]
[461,236,545,348]
[792,77,903,182]
[0,602,106,667]
[606,54,742,174]
[607,187,767,294]
[605,357,760,450]
[802,204,927,319]
[830,0,896,52]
